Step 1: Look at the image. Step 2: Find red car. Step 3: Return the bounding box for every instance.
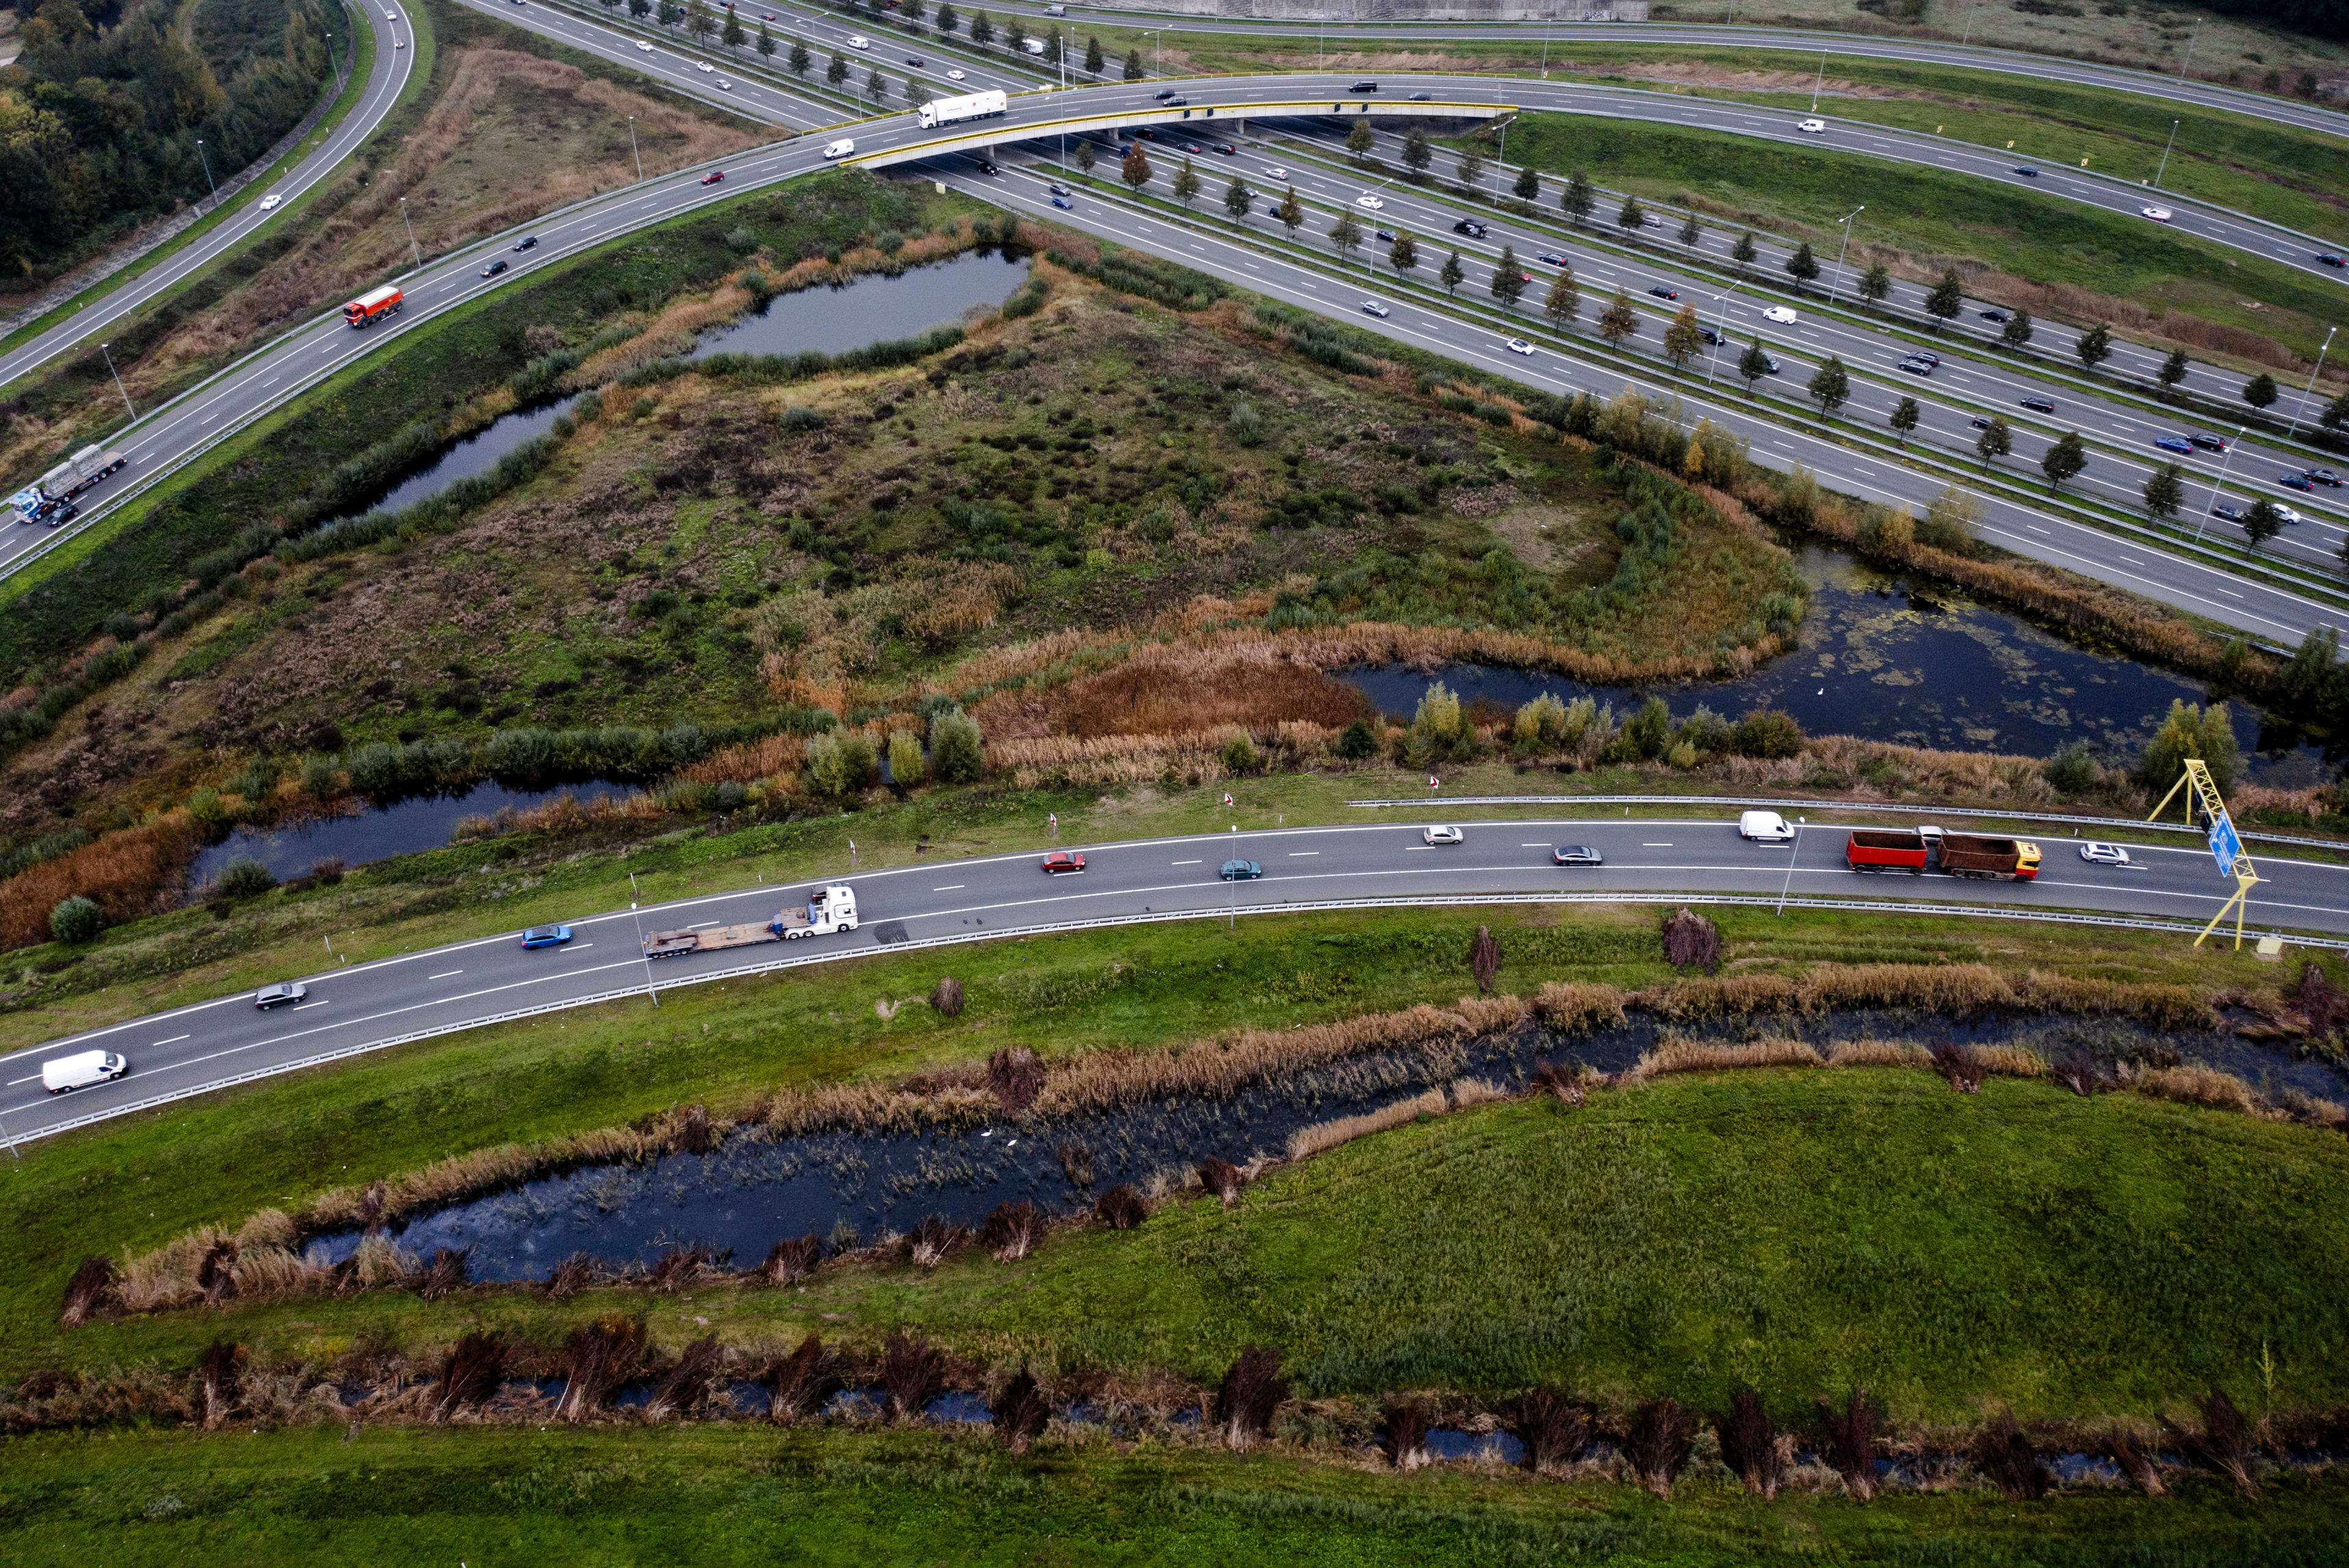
[1041,851,1087,875]
[700,171,726,185]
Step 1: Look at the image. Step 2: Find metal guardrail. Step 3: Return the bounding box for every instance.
[15,886,2343,1146]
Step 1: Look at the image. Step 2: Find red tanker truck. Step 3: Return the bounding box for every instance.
[343,284,404,328]
[1846,826,2039,881]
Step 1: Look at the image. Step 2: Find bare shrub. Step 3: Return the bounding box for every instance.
[1058,1139,1095,1188]
[980,1200,1044,1263]
[2104,1423,2167,1496]
[770,1333,841,1419]
[1661,908,1721,974]
[198,1338,241,1430]
[1288,1088,1445,1159]
[647,1245,721,1293]
[882,1331,944,1421]
[1534,982,1627,1033]
[1094,1185,1148,1230]
[756,1235,824,1287]
[1930,1043,1987,1094]
[2162,1389,2260,1497]
[544,1253,596,1298]
[644,1334,724,1421]
[671,1104,716,1157]
[558,1314,647,1421]
[1510,1388,1589,1473]
[1216,1345,1288,1448]
[1627,1397,1697,1498]
[1629,1036,1823,1080]
[996,1369,1049,1452]
[1716,1388,1781,1498]
[932,976,965,1017]
[1469,925,1502,994]
[1529,1061,1587,1107]
[905,1216,967,1268]
[196,1237,239,1304]
[58,1257,118,1328]
[1197,1157,1246,1207]
[436,1331,508,1418]
[2298,961,2340,1040]
[1381,1399,1432,1470]
[1816,1389,1882,1501]
[2050,1049,2115,1096]
[414,1247,470,1302]
[988,1046,1045,1116]
[1972,1408,2050,1501]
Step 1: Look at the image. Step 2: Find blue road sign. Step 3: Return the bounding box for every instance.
[2208,813,2244,878]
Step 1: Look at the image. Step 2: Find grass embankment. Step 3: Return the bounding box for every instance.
[1490,113,2347,367]
[6,1419,2347,1566]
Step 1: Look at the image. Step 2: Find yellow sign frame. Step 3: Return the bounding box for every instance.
[2146,758,2259,949]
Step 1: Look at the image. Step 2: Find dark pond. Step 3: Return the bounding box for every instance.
[689,248,1031,360]
[185,780,634,891]
[365,401,570,518]
[1345,544,2333,786]
[304,1008,2347,1282]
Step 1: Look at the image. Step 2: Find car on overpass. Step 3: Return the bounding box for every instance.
[1219,859,1263,880]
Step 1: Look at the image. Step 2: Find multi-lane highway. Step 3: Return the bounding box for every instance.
[7,809,2345,1143]
[0,0,418,389]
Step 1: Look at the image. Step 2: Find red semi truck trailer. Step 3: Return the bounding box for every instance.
[1845,827,2040,881]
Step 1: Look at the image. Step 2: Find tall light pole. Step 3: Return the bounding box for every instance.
[2177,15,2201,80]
[2287,325,2336,440]
[195,138,218,201]
[2194,424,2248,542]
[629,873,659,1007]
[1826,205,1863,306]
[1810,47,1827,113]
[99,342,135,420]
[2153,118,2180,189]
[1960,0,1980,45]
[1706,285,1737,385]
[629,115,644,180]
[398,196,420,266]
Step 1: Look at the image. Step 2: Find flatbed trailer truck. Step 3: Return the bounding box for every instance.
[1845,827,2039,881]
[641,885,859,958]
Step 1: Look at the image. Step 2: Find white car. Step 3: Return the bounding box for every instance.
[716,77,732,89]
[1797,117,1827,133]
[947,68,966,80]
[1263,166,1288,180]
[1360,300,1390,317]
[847,34,870,48]
[1738,810,1796,843]
[1422,825,1464,845]
[1761,305,1798,324]
[822,138,856,160]
[696,60,714,72]
[2276,503,2304,525]
[637,39,655,51]
[258,193,282,211]
[1356,194,1384,210]
[1505,338,1534,355]
[2142,205,2173,222]
[2079,842,2132,866]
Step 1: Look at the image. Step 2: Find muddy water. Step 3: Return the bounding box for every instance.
[306,1010,2348,1282]
[688,249,1030,360]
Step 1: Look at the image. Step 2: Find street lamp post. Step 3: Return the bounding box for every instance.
[99,342,135,420]
[1810,47,1827,113]
[2193,424,2249,543]
[398,196,419,266]
[195,138,217,201]
[1705,285,1737,385]
[1960,0,1980,45]
[2287,325,2336,440]
[2153,118,2180,189]
[629,115,644,181]
[2178,16,2201,80]
[1826,204,1863,306]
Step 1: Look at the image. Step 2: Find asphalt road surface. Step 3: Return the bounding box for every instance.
[7,811,2342,1143]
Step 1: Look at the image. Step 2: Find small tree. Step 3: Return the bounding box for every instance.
[788,36,810,75]
[2001,309,2035,351]
[1598,287,1640,349]
[1920,483,1980,552]
[1346,119,1375,163]
[1889,394,1920,445]
[1121,144,1152,193]
[1085,34,1103,75]
[1455,150,1484,192]
[936,1,957,31]
[2138,698,2240,791]
[1783,240,1819,294]
[1490,245,1525,310]
[1924,267,1964,329]
[1044,30,1061,65]
[1074,139,1095,175]
[1514,164,1541,202]
[50,895,104,945]
[1329,209,1364,261]
[1807,355,1851,419]
[1543,265,1580,331]
[2326,390,2349,431]
[2243,497,2285,553]
[756,18,776,59]
[2158,346,2189,396]
[1223,175,1252,223]
[1976,416,2011,470]
[629,0,650,18]
[1737,338,1771,396]
[970,9,993,48]
[929,706,985,783]
[1173,157,1202,209]
[1277,185,1304,237]
[865,65,886,102]
[2041,429,2087,492]
[685,0,713,42]
[1469,925,1502,994]
[888,728,925,787]
[2243,372,2279,410]
[2143,462,2186,520]
[1616,193,1645,233]
[722,6,745,50]
[1561,168,1594,226]
[1858,260,1890,304]
[1731,229,1757,275]
[1123,47,1143,81]
[2076,322,2112,371]
[1389,229,1419,276]
[1662,303,1702,369]
[826,48,848,86]
[1402,128,1433,180]
[1440,248,1465,297]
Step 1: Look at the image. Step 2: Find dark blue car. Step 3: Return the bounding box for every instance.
[2154,435,2193,454]
[1218,860,1263,881]
[521,924,573,949]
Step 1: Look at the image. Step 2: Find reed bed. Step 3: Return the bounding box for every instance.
[1627,1037,1826,1081]
[1286,1090,1448,1163]
[1532,982,1629,1034]
[1824,1040,1934,1070]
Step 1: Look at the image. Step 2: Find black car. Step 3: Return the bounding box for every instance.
[1552,845,1604,867]
[1219,859,1263,880]
[481,258,507,277]
[1375,229,1395,243]
[513,235,538,251]
[1408,92,1431,102]
[2318,253,2346,269]
[978,160,1000,176]
[1452,218,1487,237]
[1214,143,1236,155]
[2304,468,2343,488]
[2188,432,2228,453]
[1348,80,1378,93]
[1698,326,1723,346]
[2020,396,2055,413]
[1980,308,2010,322]
[1969,415,1992,429]
[905,54,924,65]
[1907,351,1940,367]
[1152,88,1177,101]
[1898,359,1932,376]
[2013,165,2038,177]
[1647,285,1679,301]
[2280,471,2315,492]
[1163,95,1187,106]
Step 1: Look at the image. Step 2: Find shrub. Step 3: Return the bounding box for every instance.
[881,1331,944,1421]
[1511,1389,1589,1473]
[905,1215,966,1268]
[1627,1397,1696,1498]
[558,1314,647,1420]
[996,1369,1050,1451]
[1661,908,1721,974]
[931,976,964,1017]
[2138,698,2240,793]
[988,1046,1044,1115]
[2162,1389,2260,1496]
[770,1333,842,1420]
[1093,1184,1148,1229]
[929,706,985,783]
[543,1254,595,1299]
[436,1331,509,1417]
[888,728,925,786]
[1973,1409,2050,1500]
[725,224,761,253]
[1335,719,1378,760]
[2043,741,2101,796]
[1381,1400,1431,1470]
[1816,1389,1882,1501]
[1716,1389,1781,1498]
[1220,732,1259,774]
[1734,708,1805,759]
[57,1256,118,1327]
[213,859,278,900]
[979,1200,1043,1262]
[48,895,103,944]
[1197,1156,1245,1207]
[1469,925,1501,994]
[781,405,828,432]
[1406,681,1476,767]
[1227,400,1264,446]
[1215,1345,1288,1448]
[802,731,876,796]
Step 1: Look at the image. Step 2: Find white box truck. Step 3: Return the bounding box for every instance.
[916,89,1008,130]
[42,1049,128,1093]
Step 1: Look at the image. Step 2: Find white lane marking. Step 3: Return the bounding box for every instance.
[1642,842,1675,846]
[1521,842,1550,847]
[688,921,721,930]
[5,1073,40,1085]
[1290,851,1320,856]
[1172,859,1203,865]
[428,970,464,980]
[933,884,965,890]
[292,999,330,1010]
[154,1034,191,1046]
[562,942,596,950]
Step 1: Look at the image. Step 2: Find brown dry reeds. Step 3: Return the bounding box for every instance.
[226,1245,313,1301]
[2298,961,2341,1041]
[1534,982,1628,1034]
[2130,1063,2263,1116]
[435,1331,508,1419]
[647,1245,722,1293]
[1286,1089,1445,1162]
[2104,1423,2168,1496]
[1470,926,1502,996]
[2162,1389,2260,1497]
[1093,1185,1148,1230]
[755,1235,824,1287]
[544,1253,596,1299]
[2051,1050,2117,1096]
[1628,1036,1824,1081]
[644,1334,724,1421]
[557,1314,647,1421]
[57,1257,117,1328]
[1449,1077,1510,1110]
[414,1247,470,1303]
[1381,1400,1433,1471]
[881,1333,944,1422]
[1058,1140,1095,1189]
[1716,1389,1782,1499]
[1661,909,1721,975]
[672,1105,716,1157]
[932,977,965,1018]
[198,1339,241,1430]
[0,821,190,950]
[1197,1157,1246,1208]
[1931,1044,1987,1095]
[1824,1039,1934,1070]
[1529,1060,1589,1106]
[988,1047,1045,1117]
[996,1370,1050,1452]
[1216,1346,1288,1449]
[1973,1409,2051,1501]
[980,1200,1044,1263]
[1627,1397,1697,1498]
[1816,1389,1883,1502]
[1510,1389,1589,1474]
[2014,972,2215,1032]
[770,1334,841,1421]
[1637,973,1803,1022]
[905,1216,967,1269]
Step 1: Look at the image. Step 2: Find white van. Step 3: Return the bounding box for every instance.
[42,1050,128,1093]
[1738,810,1796,843]
[822,138,856,160]
[1020,36,1046,55]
